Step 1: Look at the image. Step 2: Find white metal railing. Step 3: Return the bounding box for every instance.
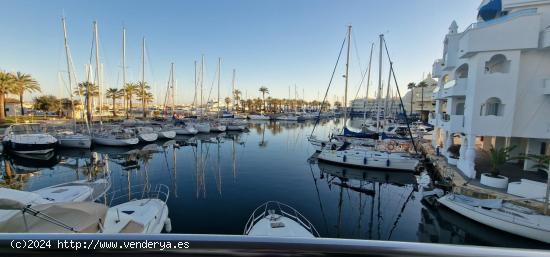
[103,184,169,207]
[243,201,320,237]
[464,8,538,32]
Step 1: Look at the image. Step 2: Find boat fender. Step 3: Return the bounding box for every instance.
[363,157,367,164]
[164,218,172,233]
[386,159,390,167]
[343,155,347,162]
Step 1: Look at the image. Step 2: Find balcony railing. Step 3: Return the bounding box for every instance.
[464,8,538,32]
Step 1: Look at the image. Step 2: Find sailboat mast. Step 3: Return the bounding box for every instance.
[171,63,175,115]
[231,69,235,112]
[193,61,197,110]
[93,21,101,121]
[141,37,146,118]
[343,25,351,129]
[200,55,204,118]
[61,17,76,128]
[364,43,374,121]
[122,28,126,89]
[217,58,221,119]
[384,62,392,125]
[376,34,383,133]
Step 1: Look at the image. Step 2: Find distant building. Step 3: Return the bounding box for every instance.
[4,98,21,116]
[402,74,438,117]
[350,97,402,117]
[430,0,550,178]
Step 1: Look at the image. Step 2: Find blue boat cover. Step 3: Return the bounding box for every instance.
[343,127,379,139]
[478,0,502,21]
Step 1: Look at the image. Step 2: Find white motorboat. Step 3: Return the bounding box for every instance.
[174,123,199,135]
[316,143,419,172]
[92,126,139,146]
[2,124,58,154]
[152,124,176,139]
[0,178,111,224]
[134,127,159,142]
[234,113,248,119]
[437,194,550,244]
[226,120,247,131]
[210,122,227,132]
[248,114,270,120]
[275,114,299,121]
[54,131,92,149]
[244,201,319,238]
[194,121,211,133]
[0,184,170,234]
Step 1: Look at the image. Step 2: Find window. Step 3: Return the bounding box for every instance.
[455,102,465,115]
[455,63,469,78]
[485,54,510,74]
[481,97,504,116]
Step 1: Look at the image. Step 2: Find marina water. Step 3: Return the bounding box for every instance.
[1,118,548,249]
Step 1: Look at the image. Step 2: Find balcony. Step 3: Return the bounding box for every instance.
[440,79,467,98]
[428,112,436,126]
[440,114,464,133]
[458,8,540,58]
[432,59,444,78]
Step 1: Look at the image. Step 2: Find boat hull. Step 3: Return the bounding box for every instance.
[248,115,270,120]
[437,195,550,244]
[138,133,158,142]
[157,130,176,139]
[317,150,419,172]
[195,123,211,133]
[92,137,139,146]
[57,135,92,149]
[210,125,227,132]
[227,125,246,131]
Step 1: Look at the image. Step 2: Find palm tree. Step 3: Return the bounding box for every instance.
[407,82,416,116]
[123,83,138,118]
[12,72,40,116]
[0,71,15,122]
[75,81,99,121]
[106,88,122,117]
[259,86,269,112]
[136,81,151,118]
[233,89,241,111]
[416,81,428,118]
[224,97,231,110]
[488,145,517,177]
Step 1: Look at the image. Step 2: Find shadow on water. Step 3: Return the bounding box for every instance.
[0,119,549,249]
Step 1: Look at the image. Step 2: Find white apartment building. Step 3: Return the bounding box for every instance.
[402,75,438,116]
[430,0,550,178]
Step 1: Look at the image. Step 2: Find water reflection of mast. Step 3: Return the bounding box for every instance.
[308,163,328,234]
[172,145,178,198]
[386,186,415,240]
[215,136,222,196]
[232,135,236,182]
[336,178,344,238]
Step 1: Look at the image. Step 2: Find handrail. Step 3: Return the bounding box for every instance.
[1,234,548,256]
[464,8,538,32]
[243,201,320,237]
[103,184,169,207]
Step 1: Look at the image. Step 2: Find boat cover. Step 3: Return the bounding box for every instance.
[343,127,378,139]
[452,194,503,209]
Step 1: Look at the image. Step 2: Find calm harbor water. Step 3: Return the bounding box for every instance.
[1,118,548,250]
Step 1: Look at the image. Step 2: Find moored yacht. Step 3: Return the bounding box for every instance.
[2,124,58,155]
[92,125,139,146]
[133,126,159,142]
[244,201,319,238]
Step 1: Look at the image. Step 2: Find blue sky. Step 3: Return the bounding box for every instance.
[0,0,480,105]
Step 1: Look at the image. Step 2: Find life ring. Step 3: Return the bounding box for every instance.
[387,144,395,151]
[389,140,398,146]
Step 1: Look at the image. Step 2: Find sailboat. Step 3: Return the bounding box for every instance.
[194,57,211,133]
[210,58,227,133]
[52,17,92,149]
[2,124,58,155]
[315,29,419,172]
